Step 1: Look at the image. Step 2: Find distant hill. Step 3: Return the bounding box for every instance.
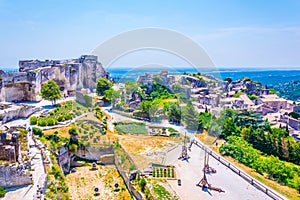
[271,80,300,102]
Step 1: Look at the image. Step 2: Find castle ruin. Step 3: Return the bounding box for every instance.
[0,55,108,102]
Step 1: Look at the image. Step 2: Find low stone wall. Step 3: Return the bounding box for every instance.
[0,165,32,188]
[1,104,41,123]
[75,146,114,161]
[99,154,114,165]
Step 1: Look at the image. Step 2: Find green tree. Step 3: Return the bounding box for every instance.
[224,77,233,83]
[125,81,138,96]
[182,101,199,131]
[96,78,112,96]
[207,121,222,137]
[166,103,181,124]
[222,117,238,139]
[148,101,161,122]
[139,178,147,192]
[135,101,152,119]
[103,88,114,101]
[68,126,77,135]
[0,187,6,197]
[32,127,43,137]
[198,112,212,130]
[41,80,61,104]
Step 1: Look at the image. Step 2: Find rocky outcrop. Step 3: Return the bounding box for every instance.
[0,165,32,188]
[0,103,42,123]
[0,55,108,102]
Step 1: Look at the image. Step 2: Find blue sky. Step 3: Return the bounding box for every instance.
[0,0,300,69]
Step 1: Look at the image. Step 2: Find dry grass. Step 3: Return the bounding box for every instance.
[66,165,132,200]
[117,135,180,154]
[161,98,178,103]
[195,131,225,149]
[43,125,71,138]
[115,134,181,169]
[78,112,99,122]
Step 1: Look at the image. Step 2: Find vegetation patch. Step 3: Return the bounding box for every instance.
[115,122,148,135]
[152,166,175,178]
[75,119,108,147]
[45,164,70,199]
[30,101,89,126]
[220,136,300,192]
[113,143,136,173]
[0,186,6,198]
[152,182,177,200]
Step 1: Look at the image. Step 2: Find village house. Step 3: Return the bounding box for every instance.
[259,94,288,112]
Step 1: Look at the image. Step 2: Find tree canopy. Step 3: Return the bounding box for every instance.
[96,78,112,96]
[41,80,61,104]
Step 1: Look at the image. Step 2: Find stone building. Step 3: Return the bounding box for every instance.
[0,102,41,123]
[0,55,108,102]
[259,94,288,112]
[287,116,300,131]
[0,131,19,163]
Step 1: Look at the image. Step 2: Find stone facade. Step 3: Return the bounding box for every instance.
[0,55,108,102]
[0,132,19,163]
[0,102,42,123]
[259,94,288,112]
[57,146,70,175]
[0,165,32,188]
[288,116,300,131]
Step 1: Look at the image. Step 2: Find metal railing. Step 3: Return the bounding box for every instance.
[190,139,287,200]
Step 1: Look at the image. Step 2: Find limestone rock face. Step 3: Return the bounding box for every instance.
[0,165,32,187]
[0,55,108,102]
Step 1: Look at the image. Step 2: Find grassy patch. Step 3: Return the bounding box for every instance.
[45,164,70,199]
[30,101,89,126]
[152,182,177,200]
[115,122,148,135]
[75,120,109,147]
[114,143,136,173]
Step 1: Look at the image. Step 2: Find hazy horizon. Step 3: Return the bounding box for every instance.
[0,1,300,69]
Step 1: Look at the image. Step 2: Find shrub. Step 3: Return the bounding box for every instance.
[168,128,177,133]
[38,118,47,126]
[30,116,38,125]
[139,178,146,192]
[32,127,43,137]
[68,144,78,152]
[0,187,6,197]
[68,126,77,135]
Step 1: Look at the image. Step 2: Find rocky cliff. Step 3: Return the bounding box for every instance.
[0,55,108,102]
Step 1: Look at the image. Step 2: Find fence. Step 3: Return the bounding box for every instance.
[190,139,287,200]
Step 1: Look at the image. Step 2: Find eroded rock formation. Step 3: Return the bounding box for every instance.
[0,55,108,102]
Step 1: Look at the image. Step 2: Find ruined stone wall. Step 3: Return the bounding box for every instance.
[0,70,42,102]
[1,55,108,102]
[0,165,32,188]
[57,147,70,174]
[1,105,41,123]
